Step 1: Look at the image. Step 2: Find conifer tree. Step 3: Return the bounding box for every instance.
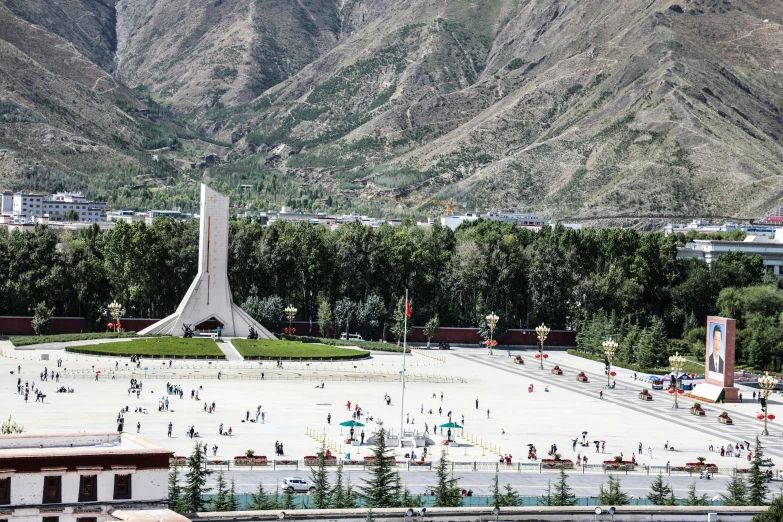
[432,451,462,507]
[748,436,770,506]
[647,473,674,505]
[537,481,554,506]
[683,482,709,506]
[168,461,182,512]
[359,429,398,508]
[752,487,783,521]
[211,472,230,511]
[723,474,749,506]
[502,483,521,507]
[180,442,212,512]
[227,479,239,511]
[281,487,296,510]
[597,475,628,505]
[247,481,277,510]
[309,443,332,509]
[552,468,578,506]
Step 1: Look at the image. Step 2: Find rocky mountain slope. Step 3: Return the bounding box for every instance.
[2,0,783,222]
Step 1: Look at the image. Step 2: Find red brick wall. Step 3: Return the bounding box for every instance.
[0,317,159,335]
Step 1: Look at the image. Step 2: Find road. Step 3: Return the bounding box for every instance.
[202,468,733,498]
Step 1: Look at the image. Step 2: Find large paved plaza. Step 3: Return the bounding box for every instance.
[1,340,780,496]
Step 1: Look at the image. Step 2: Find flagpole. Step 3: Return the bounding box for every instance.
[399,289,408,447]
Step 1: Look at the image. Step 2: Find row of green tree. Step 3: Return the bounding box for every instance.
[0,219,771,341]
[168,434,782,517]
[576,280,783,371]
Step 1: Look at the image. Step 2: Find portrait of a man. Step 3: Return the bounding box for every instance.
[708,322,725,379]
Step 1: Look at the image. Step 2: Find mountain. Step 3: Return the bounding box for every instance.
[2,0,783,224]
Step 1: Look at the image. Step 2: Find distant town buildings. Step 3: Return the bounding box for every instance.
[665,220,777,238]
[677,227,783,278]
[0,192,106,223]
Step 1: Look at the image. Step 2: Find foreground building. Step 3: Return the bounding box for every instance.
[0,432,171,522]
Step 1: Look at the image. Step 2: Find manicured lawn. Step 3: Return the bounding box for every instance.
[11,332,142,347]
[65,338,224,358]
[233,339,369,360]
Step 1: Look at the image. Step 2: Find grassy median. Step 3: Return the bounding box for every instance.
[233,339,369,360]
[11,332,142,347]
[65,337,224,358]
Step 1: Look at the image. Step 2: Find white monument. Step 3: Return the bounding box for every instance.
[139,185,275,338]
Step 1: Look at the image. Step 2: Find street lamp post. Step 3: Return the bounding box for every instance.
[535,323,549,370]
[758,372,779,436]
[284,305,297,336]
[107,300,125,337]
[486,312,499,355]
[602,338,617,389]
[669,352,685,409]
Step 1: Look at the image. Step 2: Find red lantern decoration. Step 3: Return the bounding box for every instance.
[668,388,675,394]
[292,328,296,334]
[678,389,684,394]
[768,414,776,421]
[543,354,549,359]
[610,371,616,377]
[107,323,114,329]
[757,413,765,420]
[116,323,122,330]
[535,353,541,358]
[284,327,289,334]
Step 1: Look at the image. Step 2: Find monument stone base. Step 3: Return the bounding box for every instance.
[688,382,739,403]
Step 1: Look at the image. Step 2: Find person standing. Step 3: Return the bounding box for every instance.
[476,399,479,409]
[327,413,331,425]
[487,409,490,419]
[168,422,173,437]
[137,422,141,433]
[361,430,365,444]
[599,390,603,400]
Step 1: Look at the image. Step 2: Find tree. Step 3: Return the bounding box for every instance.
[247,481,277,510]
[647,473,674,505]
[424,315,440,348]
[490,473,503,508]
[753,488,783,521]
[391,296,413,345]
[334,298,357,338]
[432,451,462,507]
[180,442,211,512]
[31,301,54,335]
[168,460,183,512]
[63,209,80,222]
[552,467,578,506]
[243,295,285,332]
[683,482,709,506]
[748,436,770,506]
[309,443,331,509]
[597,475,628,505]
[331,462,357,508]
[317,294,333,338]
[227,480,240,511]
[537,481,554,506]
[723,474,749,506]
[211,472,230,511]
[502,483,521,507]
[359,428,398,508]
[356,295,385,341]
[281,486,296,510]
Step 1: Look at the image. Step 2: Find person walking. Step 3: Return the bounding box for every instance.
[261,412,265,423]
[439,406,442,416]
[599,390,603,400]
[168,422,173,437]
[638,442,642,454]
[246,410,250,421]
[440,392,443,401]
[212,444,218,456]
[327,413,331,424]
[487,409,490,419]
[476,399,479,409]
[137,422,141,433]
[361,430,365,444]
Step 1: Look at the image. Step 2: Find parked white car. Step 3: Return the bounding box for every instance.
[339,333,364,341]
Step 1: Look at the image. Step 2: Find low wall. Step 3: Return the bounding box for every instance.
[0,316,159,335]
[190,506,763,522]
[291,322,577,346]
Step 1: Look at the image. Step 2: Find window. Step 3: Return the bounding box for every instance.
[78,475,97,502]
[0,477,9,504]
[77,518,97,522]
[42,476,61,504]
[113,474,131,500]
[42,517,59,522]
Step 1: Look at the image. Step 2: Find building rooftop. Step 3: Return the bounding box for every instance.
[0,431,171,460]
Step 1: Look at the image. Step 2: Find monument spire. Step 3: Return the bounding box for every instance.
[139,184,275,338]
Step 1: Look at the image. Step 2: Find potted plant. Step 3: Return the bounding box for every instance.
[638,389,653,401]
[576,371,589,382]
[718,411,733,424]
[690,402,705,416]
[552,365,563,375]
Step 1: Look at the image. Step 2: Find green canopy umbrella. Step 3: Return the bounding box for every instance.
[440,422,463,429]
[340,420,365,427]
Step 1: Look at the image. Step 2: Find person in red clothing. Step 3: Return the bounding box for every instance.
[346,401,351,410]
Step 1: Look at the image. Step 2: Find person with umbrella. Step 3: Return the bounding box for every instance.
[594,440,600,453]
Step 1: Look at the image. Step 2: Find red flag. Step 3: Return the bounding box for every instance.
[405,298,412,318]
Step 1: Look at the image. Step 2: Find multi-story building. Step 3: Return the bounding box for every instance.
[677,229,783,278]
[2,192,107,223]
[0,432,171,522]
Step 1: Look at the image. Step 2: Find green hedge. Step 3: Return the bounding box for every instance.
[280,334,409,353]
[232,339,369,360]
[11,332,145,346]
[65,338,224,358]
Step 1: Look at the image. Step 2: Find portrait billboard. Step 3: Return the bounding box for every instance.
[705,316,736,388]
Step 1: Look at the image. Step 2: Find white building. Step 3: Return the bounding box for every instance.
[2,192,106,223]
[0,432,171,522]
[677,229,783,277]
